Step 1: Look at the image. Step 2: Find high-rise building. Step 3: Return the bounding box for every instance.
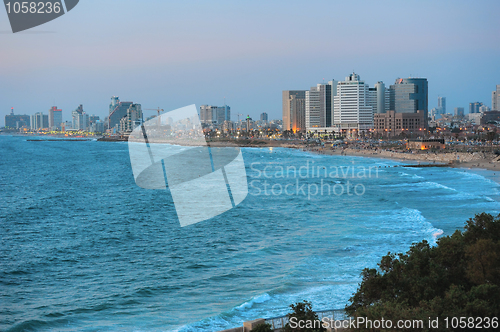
[48,106,62,130]
[492,85,500,111]
[199,105,230,125]
[31,112,49,130]
[438,97,446,114]
[454,107,464,118]
[333,73,373,132]
[119,103,142,133]
[305,81,335,130]
[260,112,268,121]
[368,81,390,114]
[282,90,306,132]
[72,104,89,130]
[389,78,428,121]
[216,105,230,124]
[109,97,133,130]
[469,102,483,114]
[199,105,215,124]
[5,108,30,129]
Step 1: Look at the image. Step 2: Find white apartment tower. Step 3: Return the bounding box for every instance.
[333,73,373,133]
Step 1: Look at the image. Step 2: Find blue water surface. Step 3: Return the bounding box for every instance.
[1,136,499,331]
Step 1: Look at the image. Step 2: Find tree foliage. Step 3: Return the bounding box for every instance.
[283,300,326,332]
[345,213,500,331]
[251,322,273,332]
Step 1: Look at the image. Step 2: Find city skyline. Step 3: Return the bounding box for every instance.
[1,0,499,125]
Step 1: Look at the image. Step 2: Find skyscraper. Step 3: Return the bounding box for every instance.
[389,78,428,121]
[438,97,446,114]
[199,105,230,125]
[282,90,306,132]
[216,105,230,124]
[368,81,390,114]
[492,85,500,111]
[469,102,483,114]
[333,73,373,133]
[305,81,335,130]
[48,106,62,130]
[109,97,133,130]
[260,112,268,121]
[31,112,48,130]
[72,104,89,130]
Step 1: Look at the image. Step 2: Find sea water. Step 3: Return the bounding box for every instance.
[1,136,499,331]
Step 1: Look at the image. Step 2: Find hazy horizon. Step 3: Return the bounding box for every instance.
[1,0,499,126]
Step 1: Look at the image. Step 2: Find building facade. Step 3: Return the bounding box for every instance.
[31,112,49,130]
[389,78,428,119]
[119,103,142,133]
[48,106,62,130]
[333,73,373,133]
[199,105,230,125]
[469,102,483,114]
[374,110,426,136]
[437,97,446,114]
[5,108,30,129]
[306,81,336,130]
[260,112,268,121]
[368,81,390,114]
[282,90,306,132]
[72,105,89,131]
[109,97,134,130]
[492,85,500,111]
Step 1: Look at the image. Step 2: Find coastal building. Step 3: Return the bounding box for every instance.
[72,105,89,131]
[374,110,426,137]
[406,138,445,150]
[199,105,231,125]
[492,85,500,111]
[108,98,134,130]
[389,77,428,120]
[469,102,483,114]
[4,108,30,129]
[282,90,306,132]
[305,81,336,130]
[454,107,465,118]
[48,106,62,131]
[31,112,49,130]
[260,112,268,121]
[437,97,446,114]
[90,121,106,133]
[119,103,143,133]
[333,73,373,134]
[368,81,390,114]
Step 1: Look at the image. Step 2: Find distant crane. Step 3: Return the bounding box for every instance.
[237,113,244,122]
[143,107,164,129]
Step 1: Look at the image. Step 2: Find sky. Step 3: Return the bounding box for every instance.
[1,0,499,126]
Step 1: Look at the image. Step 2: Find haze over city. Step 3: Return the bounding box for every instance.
[1,0,499,125]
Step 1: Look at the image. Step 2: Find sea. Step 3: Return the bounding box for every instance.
[1,135,499,332]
